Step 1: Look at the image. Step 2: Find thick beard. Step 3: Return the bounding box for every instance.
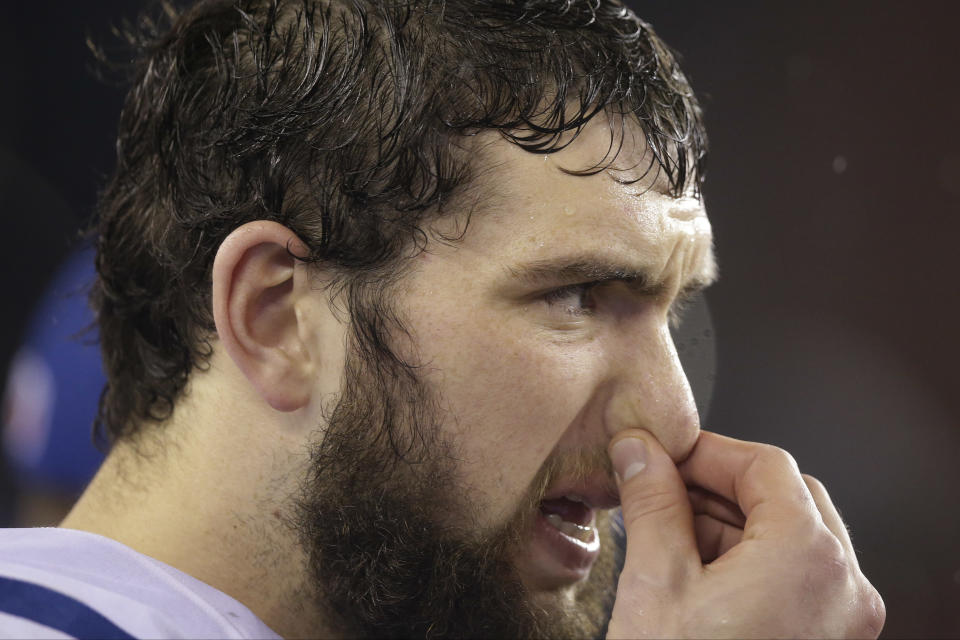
[293,327,620,638]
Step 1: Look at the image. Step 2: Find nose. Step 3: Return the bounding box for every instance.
[603,320,700,462]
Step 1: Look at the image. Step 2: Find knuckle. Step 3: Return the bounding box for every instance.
[860,584,887,637]
[818,530,848,564]
[843,580,887,638]
[757,443,799,473]
[803,529,849,582]
[801,472,826,496]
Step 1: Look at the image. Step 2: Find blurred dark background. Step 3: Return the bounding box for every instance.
[0,1,957,637]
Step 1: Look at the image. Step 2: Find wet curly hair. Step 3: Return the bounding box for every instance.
[91,0,707,445]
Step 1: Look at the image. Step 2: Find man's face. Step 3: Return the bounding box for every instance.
[297,120,716,636]
[400,123,715,568]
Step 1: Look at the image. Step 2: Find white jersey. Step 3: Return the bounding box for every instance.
[0,528,281,639]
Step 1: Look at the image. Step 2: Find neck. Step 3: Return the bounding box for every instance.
[61,420,335,639]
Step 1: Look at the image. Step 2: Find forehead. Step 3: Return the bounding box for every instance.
[445,121,715,284]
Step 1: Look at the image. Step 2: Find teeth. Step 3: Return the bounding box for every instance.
[544,513,595,543]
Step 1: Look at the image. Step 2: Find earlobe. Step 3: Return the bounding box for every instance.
[212,221,314,412]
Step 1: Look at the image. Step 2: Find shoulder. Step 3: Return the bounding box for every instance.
[0,528,280,640]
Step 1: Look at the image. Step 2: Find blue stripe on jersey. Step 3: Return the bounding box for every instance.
[0,575,135,639]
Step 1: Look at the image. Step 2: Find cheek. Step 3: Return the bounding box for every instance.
[424,319,602,518]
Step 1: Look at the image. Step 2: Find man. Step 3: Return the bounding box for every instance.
[0,0,884,638]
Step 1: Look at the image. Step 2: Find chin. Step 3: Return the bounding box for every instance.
[512,510,622,638]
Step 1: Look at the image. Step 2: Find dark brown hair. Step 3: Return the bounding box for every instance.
[91,0,707,445]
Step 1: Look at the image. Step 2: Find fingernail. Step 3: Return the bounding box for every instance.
[610,437,648,483]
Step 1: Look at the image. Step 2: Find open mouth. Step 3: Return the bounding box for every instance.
[520,479,619,589]
[539,495,598,546]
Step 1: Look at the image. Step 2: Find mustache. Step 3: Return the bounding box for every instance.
[531,445,616,502]
[502,445,616,542]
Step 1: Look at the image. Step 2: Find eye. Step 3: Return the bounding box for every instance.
[542,282,598,316]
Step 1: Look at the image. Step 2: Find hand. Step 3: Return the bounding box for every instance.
[606,430,885,639]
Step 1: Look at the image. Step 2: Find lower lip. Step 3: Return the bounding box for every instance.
[524,510,601,588]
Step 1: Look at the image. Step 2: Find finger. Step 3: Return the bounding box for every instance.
[802,473,858,563]
[610,429,702,588]
[677,431,819,539]
[687,486,746,529]
[693,514,744,563]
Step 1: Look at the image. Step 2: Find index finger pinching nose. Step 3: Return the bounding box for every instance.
[610,434,649,484]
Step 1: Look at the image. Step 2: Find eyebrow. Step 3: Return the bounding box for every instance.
[506,253,718,297]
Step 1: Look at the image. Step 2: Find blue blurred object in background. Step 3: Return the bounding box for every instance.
[2,245,105,500]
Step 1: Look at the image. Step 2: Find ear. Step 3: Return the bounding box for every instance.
[212,220,315,412]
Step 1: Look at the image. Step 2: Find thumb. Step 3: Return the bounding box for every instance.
[609,429,700,589]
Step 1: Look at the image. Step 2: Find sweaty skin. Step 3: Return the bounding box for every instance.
[393,125,715,605]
